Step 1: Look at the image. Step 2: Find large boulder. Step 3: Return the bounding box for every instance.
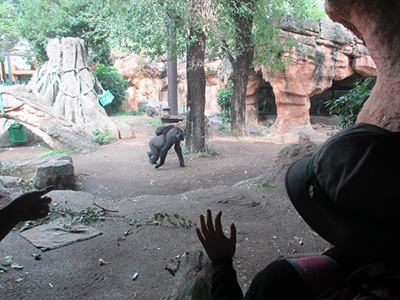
[1,154,76,190]
[32,160,76,190]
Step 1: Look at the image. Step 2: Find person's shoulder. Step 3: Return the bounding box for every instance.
[246,259,314,299]
[254,259,298,281]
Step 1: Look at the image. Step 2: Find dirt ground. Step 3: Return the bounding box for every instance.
[0,116,333,299]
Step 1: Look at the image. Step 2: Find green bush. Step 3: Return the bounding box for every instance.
[217,81,233,124]
[326,77,376,128]
[94,64,129,113]
[218,125,230,133]
[93,128,116,145]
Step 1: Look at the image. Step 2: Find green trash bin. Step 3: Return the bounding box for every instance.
[8,122,28,144]
[98,90,114,107]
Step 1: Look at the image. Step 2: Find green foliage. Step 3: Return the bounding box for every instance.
[218,125,230,133]
[217,81,233,124]
[207,146,218,155]
[109,0,188,58]
[0,1,20,52]
[128,212,195,229]
[257,182,277,189]
[181,145,190,155]
[15,0,112,65]
[94,64,129,112]
[252,0,326,71]
[21,202,106,229]
[196,145,218,157]
[37,149,74,157]
[92,128,116,145]
[146,212,195,228]
[115,110,144,117]
[326,77,376,128]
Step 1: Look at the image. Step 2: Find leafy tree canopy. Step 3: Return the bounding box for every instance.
[0,0,20,52]
[8,0,325,69]
[107,0,188,59]
[326,77,376,128]
[15,0,112,65]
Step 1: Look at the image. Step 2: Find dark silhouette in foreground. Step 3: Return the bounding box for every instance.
[197,123,400,299]
[0,186,53,241]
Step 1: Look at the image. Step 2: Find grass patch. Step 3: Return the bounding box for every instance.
[37,149,74,157]
[196,151,208,158]
[218,125,230,133]
[128,212,195,229]
[146,118,162,126]
[207,146,218,155]
[114,110,144,117]
[257,182,278,189]
[196,145,218,158]
[181,146,190,155]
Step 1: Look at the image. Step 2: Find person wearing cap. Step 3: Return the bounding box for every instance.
[196,123,400,299]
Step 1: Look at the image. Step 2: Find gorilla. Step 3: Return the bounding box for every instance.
[146,125,185,169]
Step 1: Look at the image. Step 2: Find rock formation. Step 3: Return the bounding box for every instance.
[29,37,135,139]
[0,85,99,152]
[326,0,400,131]
[1,154,76,190]
[257,16,376,134]
[114,16,376,135]
[113,54,230,113]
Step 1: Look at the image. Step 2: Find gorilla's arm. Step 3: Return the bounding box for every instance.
[147,135,166,165]
[155,125,175,136]
[155,140,175,169]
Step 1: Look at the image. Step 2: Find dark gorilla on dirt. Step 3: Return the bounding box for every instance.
[146,125,185,169]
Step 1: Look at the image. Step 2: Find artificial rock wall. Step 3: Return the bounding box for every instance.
[114,15,377,134]
[256,16,376,133]
[326,0,400,131]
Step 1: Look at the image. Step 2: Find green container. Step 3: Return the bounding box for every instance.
[8,123,28,144]
[99,90,114,107]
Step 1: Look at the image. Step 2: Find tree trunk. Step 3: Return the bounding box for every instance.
[0,59,6,84]
[229,0,256,136]
[167,24,178,116]
[186,0,206,153]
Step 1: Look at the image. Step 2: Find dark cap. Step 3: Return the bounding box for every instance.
[285,123,400,260]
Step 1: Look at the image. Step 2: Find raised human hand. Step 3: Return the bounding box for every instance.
[0,186,54,242]
[196,209,236,262]
[11,186,54,221]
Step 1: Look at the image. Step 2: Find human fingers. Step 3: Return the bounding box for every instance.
[206,209,215,232]
[230,223,237,244]
[41,196,52,204]
[36,186,54,197]
[199,214,208,236]
[215,211,223,233]
[196,227,206,245]
[25,186,54,200]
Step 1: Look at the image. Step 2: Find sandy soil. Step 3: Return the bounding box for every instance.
[0,116,332,299]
